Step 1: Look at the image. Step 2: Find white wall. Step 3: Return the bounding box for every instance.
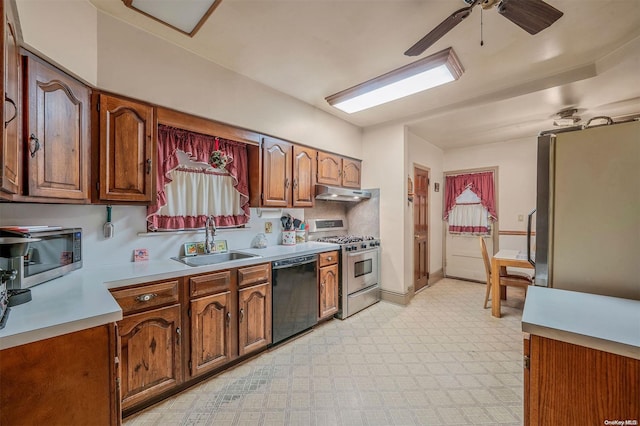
[407,131,444,279]
[443,136,537,251]
[0,204,303,268]
[96,12,361,158]
[16,0,98,85]
[361,124,406,295]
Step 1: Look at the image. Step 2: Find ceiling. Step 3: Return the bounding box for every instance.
[90,0,640,149]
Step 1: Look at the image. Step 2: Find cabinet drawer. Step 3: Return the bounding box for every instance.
[319,251,339,267]
[238,263,271,288]
[189,270,231,298]
[111,280,180,315]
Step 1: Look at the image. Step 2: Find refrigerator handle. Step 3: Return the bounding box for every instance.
[527,208,536,267]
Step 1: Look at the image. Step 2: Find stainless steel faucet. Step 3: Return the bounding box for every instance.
[205,215,217,253]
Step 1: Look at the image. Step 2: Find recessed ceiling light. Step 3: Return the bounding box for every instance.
[122,0,223,37]
[326,47,464,114]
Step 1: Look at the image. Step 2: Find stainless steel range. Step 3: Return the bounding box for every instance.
[308,219,381,319]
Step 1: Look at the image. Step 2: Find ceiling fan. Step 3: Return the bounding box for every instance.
[405,0,564,57]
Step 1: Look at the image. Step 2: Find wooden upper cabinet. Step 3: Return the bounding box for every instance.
[292,145,316,207]
[97,93,155,203]
[317,151,342,186]
[262,136,292,207]
[23,55,90,201]
[1,0,20,196]
[317,151,362,189]
[342,158,361,188]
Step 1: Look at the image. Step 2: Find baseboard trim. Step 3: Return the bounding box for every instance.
[429,268,444,285]
[380,288,412,306]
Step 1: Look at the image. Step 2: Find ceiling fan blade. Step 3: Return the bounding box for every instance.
[498,0,563,35]
[404,4,477,57]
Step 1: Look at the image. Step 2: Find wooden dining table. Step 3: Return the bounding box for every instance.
[492,249,535,318]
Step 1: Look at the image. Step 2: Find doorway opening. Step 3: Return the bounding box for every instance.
[443,167,499,282]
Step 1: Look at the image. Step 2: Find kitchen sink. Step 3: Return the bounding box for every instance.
[172,251,260,267]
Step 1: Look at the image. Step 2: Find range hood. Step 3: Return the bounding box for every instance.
[315,184,371,202]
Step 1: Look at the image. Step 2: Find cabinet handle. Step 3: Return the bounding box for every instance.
[146,158,152,174]
[176,327,181,345]
[239,308,244,323]
[292,178,298,189]
[135,293,157,302]
[29,134,40,158]
[327,256,332,261]
[226,311,231,325]
[4,95,17,128]
[284,178,290,189]
[321,280,325,288]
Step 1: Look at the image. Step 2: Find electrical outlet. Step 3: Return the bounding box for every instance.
[518,214,524,222]
[265,222,273,233]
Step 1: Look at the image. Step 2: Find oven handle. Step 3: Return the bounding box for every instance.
[345,248,380,258]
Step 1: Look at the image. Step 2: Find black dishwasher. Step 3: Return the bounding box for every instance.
[271,254,318,344]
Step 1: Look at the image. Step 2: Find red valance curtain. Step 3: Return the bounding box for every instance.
[147,124,250,231]
[443,171,497,221]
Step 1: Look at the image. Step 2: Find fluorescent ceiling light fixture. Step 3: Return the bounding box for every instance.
[326,47,464,114]
[122,0,223,37]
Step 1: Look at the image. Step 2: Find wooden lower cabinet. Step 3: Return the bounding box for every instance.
[238,281,272,356]
[525,334,640,425]
[318,250,339,319]
[0,324,120,425]
[190,291,234,377]
[111,264,274,415]
[118,304,182,411]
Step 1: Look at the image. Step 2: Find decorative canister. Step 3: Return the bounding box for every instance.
[282,230,296,246]
[296,230,306,244]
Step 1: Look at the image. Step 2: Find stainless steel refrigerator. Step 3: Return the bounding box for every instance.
[532,119,640,300]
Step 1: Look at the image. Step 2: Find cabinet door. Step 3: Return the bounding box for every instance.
[1,0,20,195]
[319,264,339,319]
[238,281,272,356]
[0,324,119,426]
[118,304,182,411]
[342,158,361,188]
[99,94,155,202]
[190,291,234,377]
[24,57,90,200]
[292,145,315,207]
[317,151,342,186]
[262,136,291,207]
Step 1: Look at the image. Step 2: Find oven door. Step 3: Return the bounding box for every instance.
[345,248,379,294]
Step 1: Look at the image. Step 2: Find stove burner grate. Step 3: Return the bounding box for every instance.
[315,235,375,244]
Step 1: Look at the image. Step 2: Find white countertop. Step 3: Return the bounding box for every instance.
[522,285,640,360]
[0,242,338,350]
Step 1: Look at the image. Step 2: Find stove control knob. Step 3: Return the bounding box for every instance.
[361,244,367,249]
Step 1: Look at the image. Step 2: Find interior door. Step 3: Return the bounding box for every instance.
[413,166,429,291]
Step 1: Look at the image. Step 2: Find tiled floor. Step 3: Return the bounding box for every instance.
[124,278,527,426]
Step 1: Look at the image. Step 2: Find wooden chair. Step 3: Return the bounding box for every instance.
[479,237,533,309]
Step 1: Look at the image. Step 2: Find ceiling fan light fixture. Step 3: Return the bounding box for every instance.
[122,0,222,37]
[326,47,464,114]
[553,108,581,126]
